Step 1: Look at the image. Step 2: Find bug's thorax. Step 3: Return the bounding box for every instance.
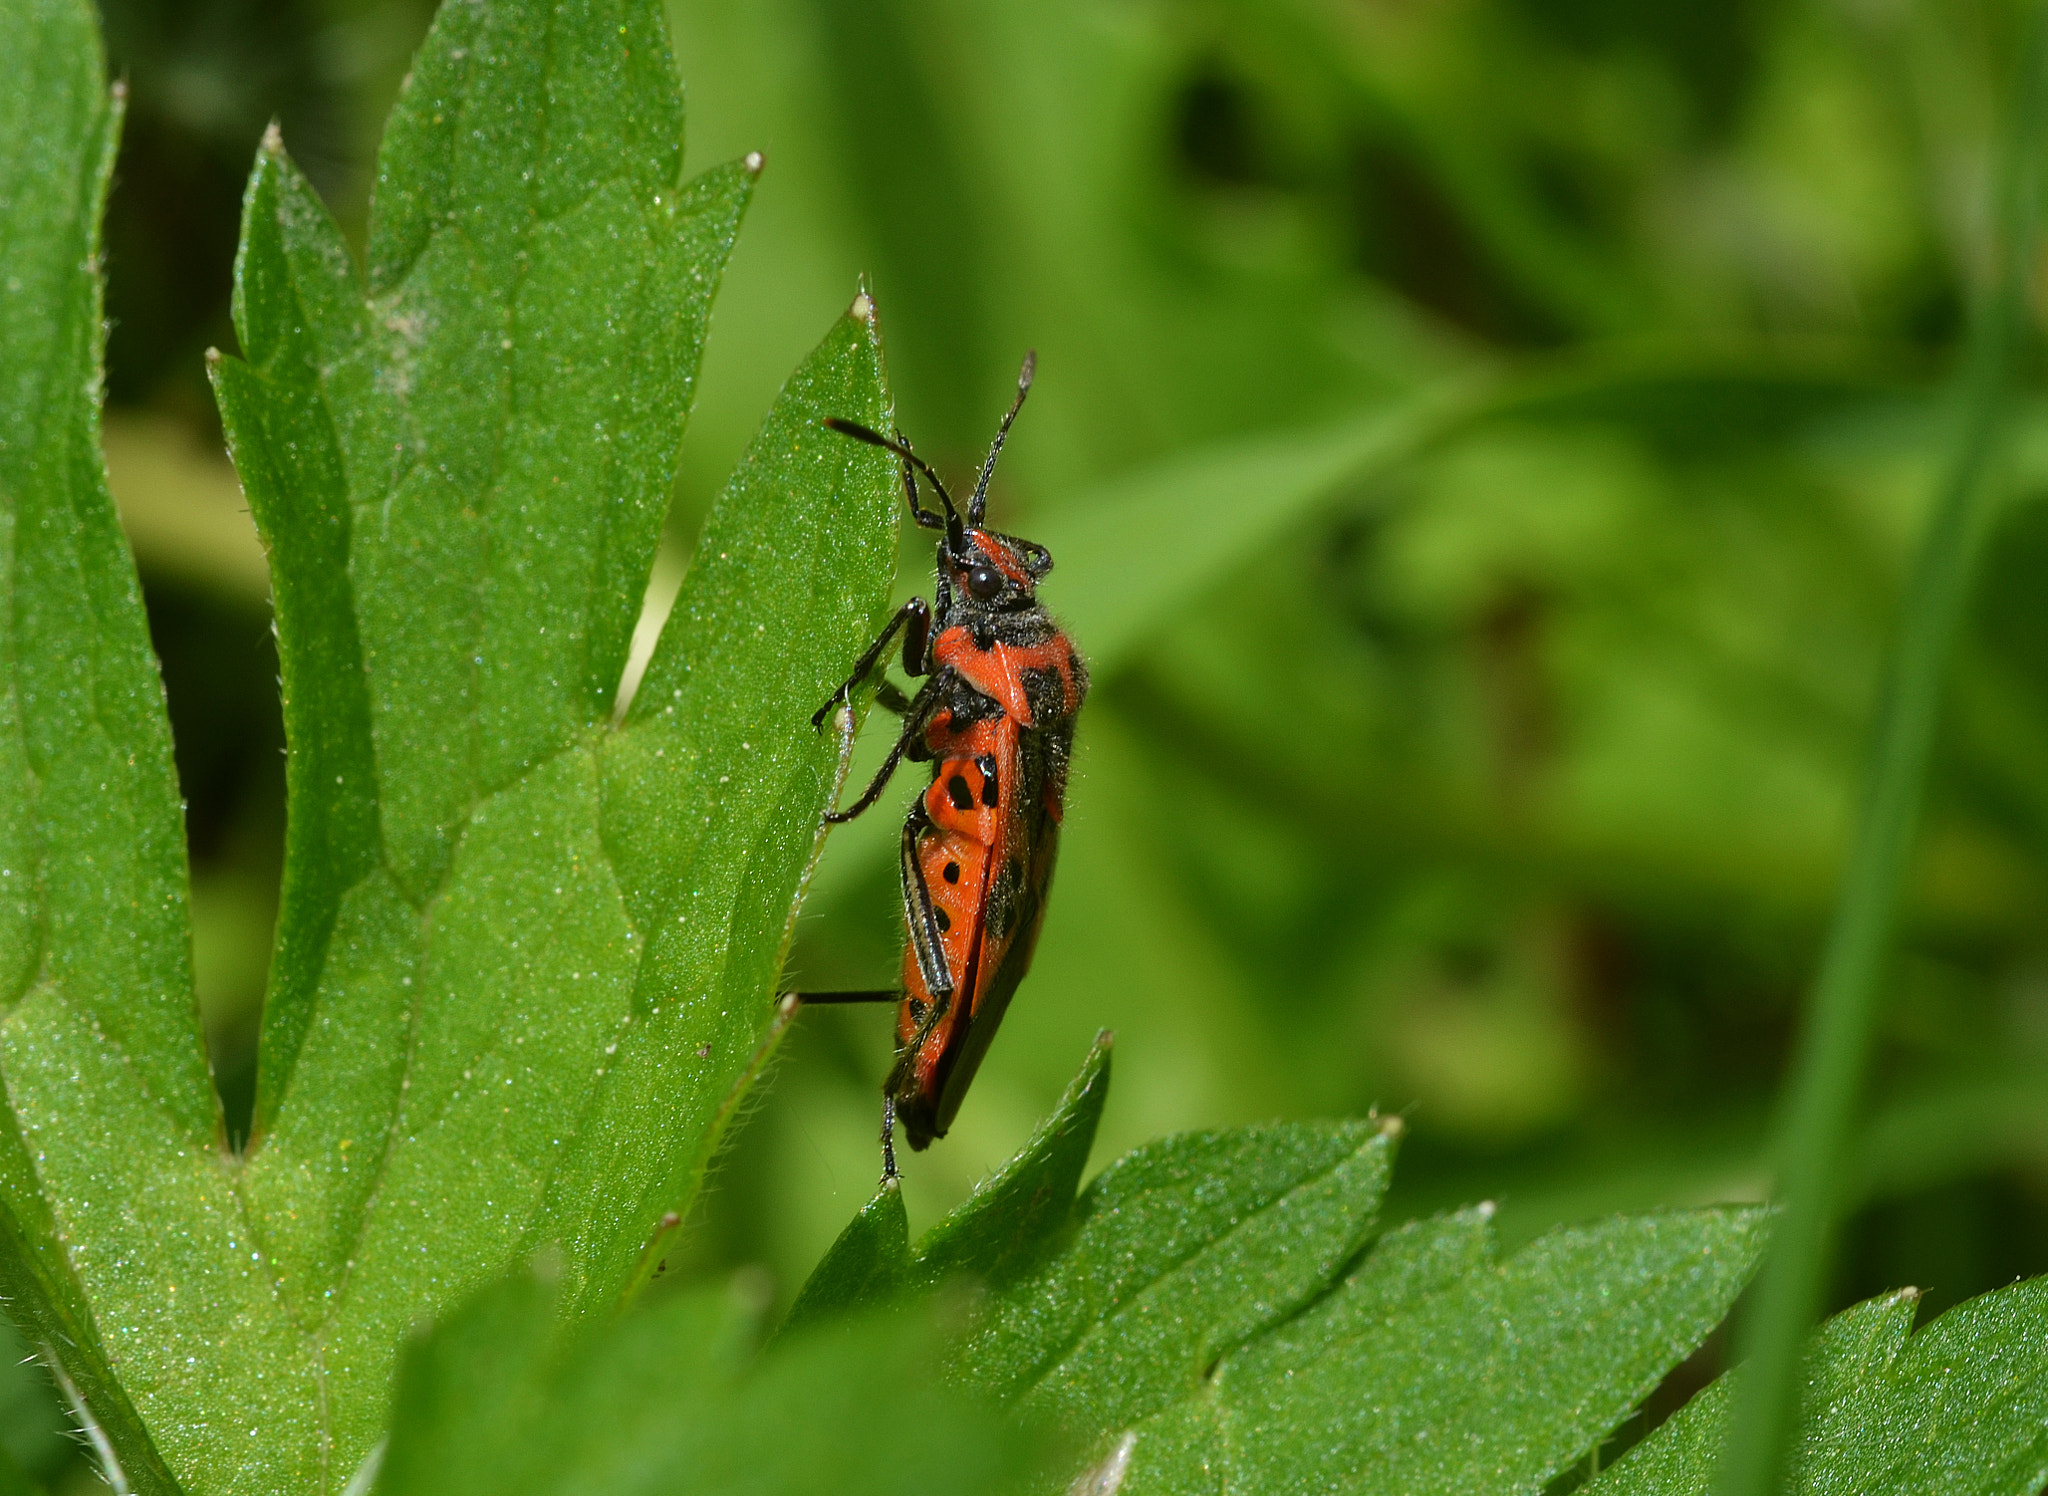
[929,528,1083,728]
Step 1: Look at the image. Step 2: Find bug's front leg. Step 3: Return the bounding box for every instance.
[823,666,954,824]
[812,597,933,727]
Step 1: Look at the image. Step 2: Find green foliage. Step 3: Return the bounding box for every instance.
[4,0,902,1487]
[778,1178,909,1338]
[913,1027,1113,1288]
[1717,12,2048,1488]
[0,0,209,1489]
[1173,1209,1767,1496]
[773,1043,1772,1495]
[345,1038,2048,1495]
[963,1119,1400,1430]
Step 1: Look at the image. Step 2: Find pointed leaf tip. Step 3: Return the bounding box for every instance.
[779,1177,909,1338]
[912,1030,1114,1291]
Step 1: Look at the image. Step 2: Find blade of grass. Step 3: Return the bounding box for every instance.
[1712,10,2048,1494]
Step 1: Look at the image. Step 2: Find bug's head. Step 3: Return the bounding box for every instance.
[951,528,1053,607]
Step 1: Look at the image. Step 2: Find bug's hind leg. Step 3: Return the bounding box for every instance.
[896,803,956,1003]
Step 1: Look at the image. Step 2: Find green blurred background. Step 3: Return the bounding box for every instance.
[13,0,2048,1482]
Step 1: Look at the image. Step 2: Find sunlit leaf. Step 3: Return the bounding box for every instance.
[961,1118,1401,1431]
[912,1028,1113,1290]
[0,1,197,1488]
[12,0,904,1485]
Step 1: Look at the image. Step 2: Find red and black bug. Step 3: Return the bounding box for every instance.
[801,354,1086,1176]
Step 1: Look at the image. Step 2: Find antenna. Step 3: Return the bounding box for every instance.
[824,418,965,546]
[968,350,1035,525]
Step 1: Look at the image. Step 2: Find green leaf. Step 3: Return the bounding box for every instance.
[1595,1277,2048,1496]
[0,0,907,1487]
[781,1029,1113,1334]
[911,1028,1113,1291]
[777,1038,1766,1496]
[1102,1204,1765,1495]
[779,1177,907,1338]
[1207,1207,1767,1495]
[1115,1206,1498,1496]
[961,1116,1402,1432]
[0,0,199,1490]
[784,1055,1767,1496]
[373,1269,1056,1496]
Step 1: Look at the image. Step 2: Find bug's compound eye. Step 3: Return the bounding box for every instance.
[965,563,1003,600]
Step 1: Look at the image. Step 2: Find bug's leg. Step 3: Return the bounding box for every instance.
[881,987,953,1108]
[786,990,899,1005]
[849,601,928,722]
[881,809,959,1112]
[877,803,960,1134]
[898,595,933,675]
[897,801,956,1005]
[823,667,952,824]
[881,1096,899,1182]
[812,597,934,728]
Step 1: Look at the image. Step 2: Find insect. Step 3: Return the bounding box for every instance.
[801,353,1087,1178]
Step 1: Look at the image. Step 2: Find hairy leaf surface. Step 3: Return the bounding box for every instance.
[0,1,202,1489]
[10,0,902,1486]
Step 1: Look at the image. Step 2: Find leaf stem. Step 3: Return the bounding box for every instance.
[1712,10,2048,1494]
